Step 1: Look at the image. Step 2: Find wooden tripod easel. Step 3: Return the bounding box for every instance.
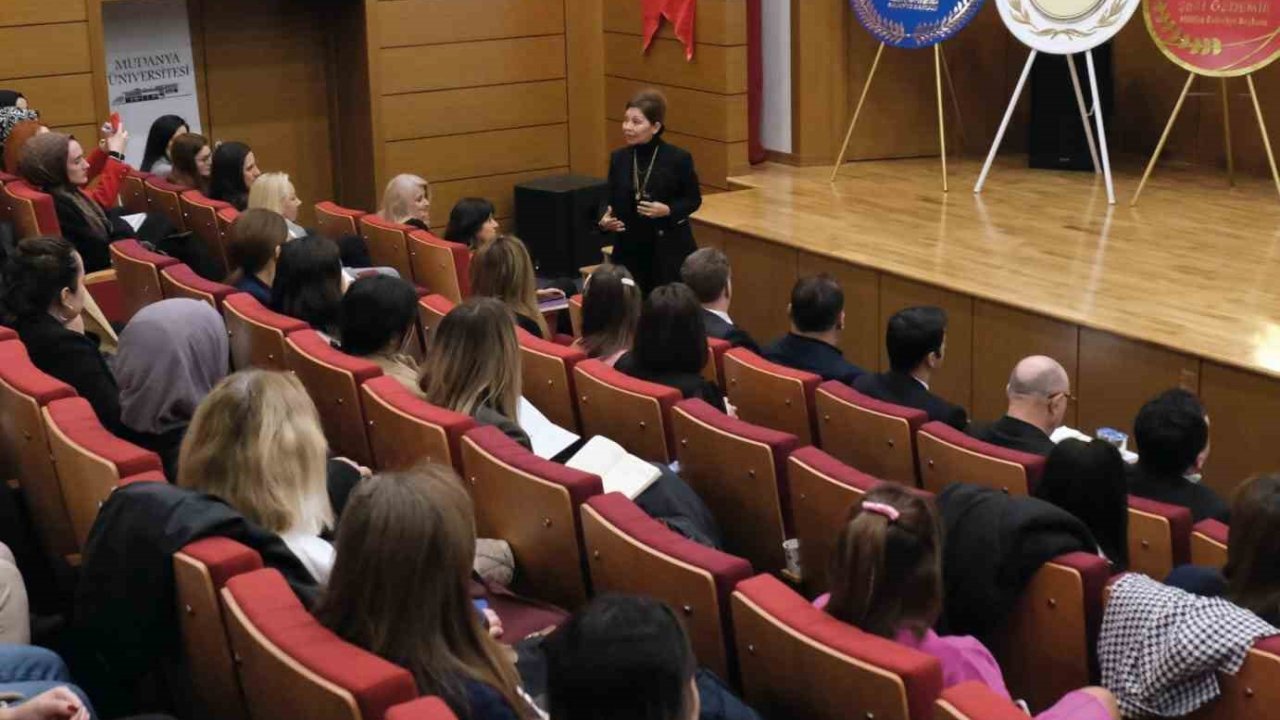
[975,49,1113,203]
[1130,72,1280,205]
[829,42,965,191]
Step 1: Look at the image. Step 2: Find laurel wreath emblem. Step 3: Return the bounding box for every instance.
[1007,0,1129,38]
[1151,0,1224,54]
[852,0,983,47]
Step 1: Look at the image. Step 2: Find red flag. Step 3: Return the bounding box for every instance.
[642,0,697,61]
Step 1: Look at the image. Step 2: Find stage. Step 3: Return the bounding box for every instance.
[690,156,1280,497]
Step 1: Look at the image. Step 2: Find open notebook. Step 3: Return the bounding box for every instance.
[518,397,580,460]
[566,436,661,500]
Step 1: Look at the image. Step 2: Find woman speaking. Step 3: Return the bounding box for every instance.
[598,89,701,293]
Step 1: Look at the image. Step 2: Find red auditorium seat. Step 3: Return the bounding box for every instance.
[144,176,189,232]
[567,294,583,338]
[934,682,1034,720]
[42,396,165,550]
[915,421,1045,496]
[160,263,236,312]
[0,170,18,184]
[110,239,180,322]
[1190,518,1228,569]
[573,359,681,464]
[284,329,382,467]
[357,214,414,281]
[517,329,585,433]
[671,398,798,573]
[1,180,60,239]
[359,375,476,473]
[722,348,821,446]
[814,381,927,487]
[704,337,730,388]
[385,698,458,720]
[785,446,882,595]
[216,206,239,258]
[222,293,308,371]
[0,341,78,562]
[120,169,150,215]
[221,568,418,720]
[460,425,602,609]
[0,326,14,342]
[1195,635,1280,719]
[314,201,366,240]
[180,190,234,275]
[581,492,753,679]
[1126,495,1192,581]
[417,293,455,343]
[408,229,470,303]
[173,537,264,720]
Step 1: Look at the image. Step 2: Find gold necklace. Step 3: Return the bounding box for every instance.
[633,145,659,203]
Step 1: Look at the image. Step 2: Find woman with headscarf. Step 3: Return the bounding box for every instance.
[0,91,28,110]
[115,299,229,481]
[0,107,39,169]
[4,115,131,213]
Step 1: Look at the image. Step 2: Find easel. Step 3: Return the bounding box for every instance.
[975,49,1115,204]
[830,42,965,191]
[1131,72,1280,205]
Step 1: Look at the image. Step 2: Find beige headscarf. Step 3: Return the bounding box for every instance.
[18,132,112,240]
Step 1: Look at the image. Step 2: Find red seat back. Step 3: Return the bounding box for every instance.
[160,263,236,312]
[573,359,681,463]
[517,329,586,433]
[283,329,382,467]
[110,239,180,322]
[359,375,475,473]
[417,293,455,344]
[314,201,366,240]
[385,698,459,720]
[144,176,189,232]
[567,294,583,338]
[408,229,471,302]
[1190,518,1228,569]
[222,293,308,371]
[916,421,1044,496]
[357,215,414,281]
[815,381,927,487]
[785,446,883,595]
[120,169,150,215]
[180,190,234,276]
[1127,495,1193,580]
[723,348,821,446]
[1,180,60,239]
[704,337,731,387]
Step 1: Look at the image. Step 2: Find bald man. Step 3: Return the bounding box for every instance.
[970,355,1071,456]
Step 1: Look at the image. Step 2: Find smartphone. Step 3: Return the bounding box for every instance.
[109,112,121,132]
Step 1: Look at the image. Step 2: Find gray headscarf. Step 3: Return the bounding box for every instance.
[0,106,38,146]
[115,299,229,435]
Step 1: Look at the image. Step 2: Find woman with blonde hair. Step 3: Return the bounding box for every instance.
[248,171,305,238]
[178,369,337,584]
[470,235,550,339]
[379,173,431,230]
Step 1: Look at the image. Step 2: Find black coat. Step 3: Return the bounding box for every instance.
[938,483,1097,643]
[853,371,968,430]
[615,351,726,412]
[605,137,701,292]
[1127,464,1230,523]
[16,313,122,434]
[762,333,867,386]
[701,309,760,354]
[969,415,1055,456]
[50,192,126,273]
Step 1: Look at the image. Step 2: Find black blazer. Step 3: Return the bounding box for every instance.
[853,371,968,430]
[605,137,702,290]
[969,415,1054,457]
[17,313,122,434]
[762,333,867,386]
[701,308,760,354]
[1127,464,1230,523]
[515,313,544,339]
[616,352,726,412]
[51,192,127,273]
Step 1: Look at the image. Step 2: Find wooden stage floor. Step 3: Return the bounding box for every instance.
[695,156,1280,379]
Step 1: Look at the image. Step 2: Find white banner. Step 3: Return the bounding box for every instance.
[102,0,202,168]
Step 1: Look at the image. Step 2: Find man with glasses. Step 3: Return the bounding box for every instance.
[971,355,1072,456]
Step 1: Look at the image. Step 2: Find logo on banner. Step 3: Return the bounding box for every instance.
[108,52,193,106]
[850,0,985,48]
[997,0,1140,52]
[1143,0,1280,75]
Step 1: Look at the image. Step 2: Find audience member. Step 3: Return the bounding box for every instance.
[575,263,641,366]
[970,355,1070,456]
[1128,388,1227,522]
[378,173,431,230]
[616,283,726,411]
[444,197,500,250]
[0,109,40,171]
[470,234,549,339]
[339,275,421,393]
[178,370,336,584]
[1036,438,1129,568]
[115,299,229,482]
[1,237,120,432]
[0,542,27,644]
[271,235,344,340]
[139,114,187,175]
[316,467,540,720]
[225,208,288,305]
[679,247,758,352]
[0,90,29,110]
[208,141,260,211]
[5,119,132,215]
[763,275,866,385]
[853,305,967,429]
[165,133,211,192]
[0,646,91,720]
[248,171,305,238]
[825,484,1119,719]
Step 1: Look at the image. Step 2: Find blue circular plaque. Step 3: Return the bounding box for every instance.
[850,0,986,48]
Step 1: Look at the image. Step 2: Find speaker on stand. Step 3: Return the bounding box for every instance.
[1028,42,1114,171]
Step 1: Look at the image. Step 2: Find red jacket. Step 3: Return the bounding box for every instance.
[84,147,128,209]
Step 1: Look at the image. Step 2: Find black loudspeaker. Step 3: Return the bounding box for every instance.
[1028,43,1114,171]
[514,174,610,276]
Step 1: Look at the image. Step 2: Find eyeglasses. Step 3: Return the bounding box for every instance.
[1048,391,1077,404]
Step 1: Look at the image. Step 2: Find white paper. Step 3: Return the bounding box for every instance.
[566,436,661,500]
[518,396,579,460]
[120,213,147,232]
[1051,425,1139,464]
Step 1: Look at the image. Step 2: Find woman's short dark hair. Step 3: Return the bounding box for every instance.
[633,283,707,375]
[443,197,496,248]
[1226,473,1280,621]
[1037,438,1129,568]
[339,275,418,356]
[209,141,252,209]
[271,235,343,334]
[141,114,187,172]
[0,236,79,322]
[626,89,668,135]
[544,594,696,720]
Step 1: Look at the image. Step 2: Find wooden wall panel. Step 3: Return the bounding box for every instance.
[1198,362,1280,501]
[721,231,799,344]
[380,35,566,95]
[0,24,92,80]
[0,0,86,27]
[429,166,571,231]
[604,34,746,94]
[971,301,1080,428]
[879,276,974,411]
[566,0,607,176]
[1075,328,1200,441]
[381,80,568,141]
[376,0,565,48]
[15,74,97,128]
[791,0,848,163]
[386,124,569,184]
[797,252,882,372]
[604,0,748,45]
[606,76,748,142]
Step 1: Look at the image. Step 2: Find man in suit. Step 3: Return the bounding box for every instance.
[762,274,867,385]
[679,247,759,352]
[853,306,968,430]
[971,355,1070,456]
[1128,388,1228,522]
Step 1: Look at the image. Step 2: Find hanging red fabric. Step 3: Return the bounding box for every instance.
[641,0,697,60]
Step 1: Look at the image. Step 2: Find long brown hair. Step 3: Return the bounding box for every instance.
[580,263,641,360]
[421,297,522,420]
[315,466,531,718]
[826,484,944,639]
[169,132,209,192]
[225,208,288,285]
[1225,473,1280,620]
[469,234,547,337]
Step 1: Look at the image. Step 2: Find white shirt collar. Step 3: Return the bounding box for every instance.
[707,308,733,325]
[914,375,929,390]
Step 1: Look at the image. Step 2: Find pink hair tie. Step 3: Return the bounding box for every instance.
[862,502,900,522]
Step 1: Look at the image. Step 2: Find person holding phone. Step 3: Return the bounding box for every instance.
[599,89,702,294]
